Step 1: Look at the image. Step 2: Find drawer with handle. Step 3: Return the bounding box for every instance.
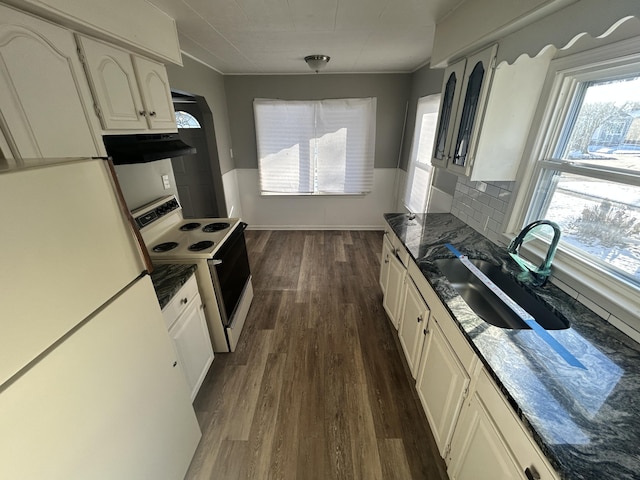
[161,273,199,329]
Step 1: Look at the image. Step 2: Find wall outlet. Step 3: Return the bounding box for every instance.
[162,174,170,190]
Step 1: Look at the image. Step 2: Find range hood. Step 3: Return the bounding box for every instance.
[103,133,196,165]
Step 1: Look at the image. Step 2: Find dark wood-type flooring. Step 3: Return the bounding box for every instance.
[185,230,448,479]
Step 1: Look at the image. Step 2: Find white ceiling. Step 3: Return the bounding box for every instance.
[147,0,465,74]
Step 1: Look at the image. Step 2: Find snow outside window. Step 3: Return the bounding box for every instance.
[253,98,376,195]
[404,94,440,213]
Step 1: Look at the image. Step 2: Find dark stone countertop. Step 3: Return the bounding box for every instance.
[150,264,198,310]
[384,212,640,480]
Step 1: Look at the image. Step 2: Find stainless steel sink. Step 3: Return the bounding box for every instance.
[434,258,569,330]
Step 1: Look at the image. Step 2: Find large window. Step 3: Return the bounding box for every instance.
[253,98,376,195]
[523,51,640,291]
[404,94,440,213]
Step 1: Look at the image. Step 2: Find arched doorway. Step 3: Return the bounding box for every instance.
[171,91,227,218]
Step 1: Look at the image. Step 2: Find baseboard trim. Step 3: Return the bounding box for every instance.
[246,224,385,231]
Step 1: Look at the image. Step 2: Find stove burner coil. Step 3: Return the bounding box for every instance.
[180,222,202,231]
[153,241,179,252]
[188,240,214,251]
[202,222,230,232]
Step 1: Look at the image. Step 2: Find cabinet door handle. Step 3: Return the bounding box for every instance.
[180,297,188,305]
[417,314,423,323]
[524,466,540,480]
[172,361,177,367]
[139,110,147,116]
[423,326,429,335]
[384,256,389,264]
[149,111,157,117]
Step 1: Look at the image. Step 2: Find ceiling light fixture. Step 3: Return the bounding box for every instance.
[304,54,330,73]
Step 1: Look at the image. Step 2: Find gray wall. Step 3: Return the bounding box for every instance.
[114,159,178,211]
[166,56,235,174]
[223,73,412,169]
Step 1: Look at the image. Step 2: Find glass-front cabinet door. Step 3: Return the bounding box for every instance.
[453,61,485,167]
[432,58,466,168]
[447,45,497,177]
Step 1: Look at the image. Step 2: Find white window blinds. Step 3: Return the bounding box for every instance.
[254,98,376,195]
[404,94,440,213]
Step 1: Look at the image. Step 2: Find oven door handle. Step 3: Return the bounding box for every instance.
[209,259,222,266]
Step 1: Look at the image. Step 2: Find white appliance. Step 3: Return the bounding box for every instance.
[0,158,201,479]
[133,195,254,352]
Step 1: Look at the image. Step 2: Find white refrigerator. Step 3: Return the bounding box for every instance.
[0,158,201,479]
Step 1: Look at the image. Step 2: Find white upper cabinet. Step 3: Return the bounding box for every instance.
[77,35,177,132]
[132,56,176,130]
[448,45,497,177]
[77,35,146,130]
[432,44,497,177]
[0,4,103,159]
[432,58,466,168]
[432,43,552,181]
[4,0,182,65]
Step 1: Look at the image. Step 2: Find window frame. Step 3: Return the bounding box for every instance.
[253,97,376,197]
[174,110,202,129]
[507,37,640,335]
[403,94,441,213]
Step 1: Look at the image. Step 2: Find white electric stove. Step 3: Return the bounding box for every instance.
[132,195,253,352]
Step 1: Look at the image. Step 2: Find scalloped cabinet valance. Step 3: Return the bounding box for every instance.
[497,0,640,65]
[432,0,640,68]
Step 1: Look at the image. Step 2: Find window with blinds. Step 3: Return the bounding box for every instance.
[404,94,440,213]
[253,98,377,195]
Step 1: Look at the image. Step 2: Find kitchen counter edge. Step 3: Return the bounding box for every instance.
[384,212,640,480]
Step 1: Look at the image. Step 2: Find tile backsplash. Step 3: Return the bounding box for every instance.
[450,177,515,245]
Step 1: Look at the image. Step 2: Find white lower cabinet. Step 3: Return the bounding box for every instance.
[398,276,429,378]
[381,226,559,480]
[416,315,471,457]
[379,233,393,294]
[381,231,407,330]
[163,274,214,402]
[447,386,522,479]
[448,369,558,480]
[383,253,405,330]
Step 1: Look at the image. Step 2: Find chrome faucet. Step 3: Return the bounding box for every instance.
[507,220,561,287]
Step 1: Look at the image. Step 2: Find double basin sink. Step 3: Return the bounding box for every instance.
[434,258,569,330]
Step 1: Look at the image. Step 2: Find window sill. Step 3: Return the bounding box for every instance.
[500,233,640,342]
[260,192,369,197]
